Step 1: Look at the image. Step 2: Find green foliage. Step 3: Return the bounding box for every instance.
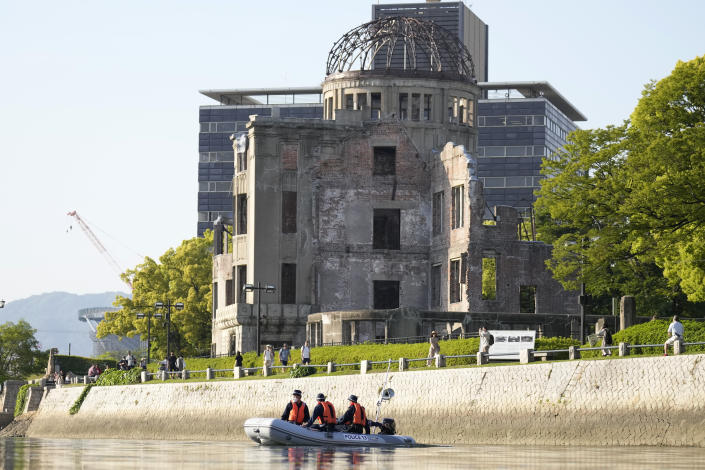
[535,55,705,311]
[535,337,581,359]
[94,368,142,386]
[481,257,496,300]
[14,384,39,417]
[0,320,45,382]
[581,320,705,358]
[290,366,316,378]
[97,231,214,358]
[55,355,117,375]
[69,385,94,415]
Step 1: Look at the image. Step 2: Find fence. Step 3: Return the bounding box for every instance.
[132,339,703,383]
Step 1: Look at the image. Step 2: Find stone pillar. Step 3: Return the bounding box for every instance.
[233,366,243,379]
[140,371,148,383]
[435,354,446,368]
[595,318,605,334]
[160,371,168,381]
[520,349,534,364]
[674,340,686,355]
[568,346,581,360]
[327,362,336,374]
[620,296,636,331]
[618,342,630,356]
[263,365,271,377]
[360,360,369,375]
[182,370,190,380]
[398,358,408,372]
[206,368,214,380]
[83,376,89,385]
[476,352,488,365]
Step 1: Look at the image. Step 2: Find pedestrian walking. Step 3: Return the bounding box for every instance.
[427,331,440,366]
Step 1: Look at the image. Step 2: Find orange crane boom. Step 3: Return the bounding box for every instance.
[67,211,133,290]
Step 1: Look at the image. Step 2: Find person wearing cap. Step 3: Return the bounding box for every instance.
[281,389,310,425]
[303,393,337,432]
[338,395,369,434]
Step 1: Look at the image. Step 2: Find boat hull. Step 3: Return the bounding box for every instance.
[244,418,416,447]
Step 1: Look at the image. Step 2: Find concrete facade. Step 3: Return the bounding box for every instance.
[25,354,705,447]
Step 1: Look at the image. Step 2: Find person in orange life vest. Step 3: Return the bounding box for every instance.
[338,394,370,434]
[280,389,310,425]
[303,393,337,432]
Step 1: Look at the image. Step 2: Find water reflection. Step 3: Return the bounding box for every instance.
[1,438,703,469]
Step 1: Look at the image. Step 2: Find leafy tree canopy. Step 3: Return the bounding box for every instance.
[536,55,705,313]
[97,231,213,358]
[0,320,44,381]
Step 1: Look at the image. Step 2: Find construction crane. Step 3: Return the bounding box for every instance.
[66,211,133,290]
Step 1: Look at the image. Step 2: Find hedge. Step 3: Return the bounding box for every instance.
[581,319,705,358]
[55,355,117,375]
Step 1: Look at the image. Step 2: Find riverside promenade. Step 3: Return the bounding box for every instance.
[23,353,705,446]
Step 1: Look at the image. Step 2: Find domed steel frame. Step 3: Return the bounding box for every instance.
[326,17,475,82]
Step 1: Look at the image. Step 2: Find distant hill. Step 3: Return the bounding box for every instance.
[1,291,129,356]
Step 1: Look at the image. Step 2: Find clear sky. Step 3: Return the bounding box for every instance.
[1,0,703,302]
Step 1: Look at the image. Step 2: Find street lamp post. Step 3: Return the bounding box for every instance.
[136,310,163,364]
[243,283,276,356]
[155,301,184,359]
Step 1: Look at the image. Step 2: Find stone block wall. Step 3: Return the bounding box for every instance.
[27,354,705,446]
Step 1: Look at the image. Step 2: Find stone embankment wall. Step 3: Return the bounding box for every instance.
[27,355,705,446]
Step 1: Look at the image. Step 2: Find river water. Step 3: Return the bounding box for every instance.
[1,438,703,469]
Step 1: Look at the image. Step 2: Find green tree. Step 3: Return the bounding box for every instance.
[535,55,705,313]
[0,320,44,381]
[97,231,213,358]
[624,56,705,301]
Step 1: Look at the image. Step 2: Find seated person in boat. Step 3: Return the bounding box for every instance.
[302,393,337,432]
[281,389,310,425]
[338,395,369,434]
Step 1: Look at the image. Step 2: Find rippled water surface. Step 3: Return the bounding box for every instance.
[1,438,704,469]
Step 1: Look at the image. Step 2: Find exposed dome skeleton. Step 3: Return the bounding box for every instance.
[326,17,476,82]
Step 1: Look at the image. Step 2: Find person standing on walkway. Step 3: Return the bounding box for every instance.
[597,326,613,356]
[427,331,440,366]
[664,315,685,356]
[301,341,311,365]
[279,344,291,366]
[478,326,492,355]
[168,352,177,372]
[235,351,243,368]
[264,345,274,369]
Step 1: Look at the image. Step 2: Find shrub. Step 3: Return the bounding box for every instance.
[14,384,39,417]
[55,355,117,375]
[69,384,93,415]
[581,319,705,357]
[290,366,316,378]
[94,368,142,386]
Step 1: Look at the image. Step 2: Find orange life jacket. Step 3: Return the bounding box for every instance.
[352,403,367,426]
[288,400,306,424]
[315,401,336,425]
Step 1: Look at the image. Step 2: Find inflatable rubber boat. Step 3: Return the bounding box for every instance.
[244,418,416,447]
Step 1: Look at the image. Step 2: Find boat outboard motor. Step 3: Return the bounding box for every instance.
[379,418,396,435]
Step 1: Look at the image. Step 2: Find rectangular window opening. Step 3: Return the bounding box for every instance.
[225,279,234,306]
[520,285,536,313]
[373,280,400,309]
[237,194,247,235]
[451,185,464,229]
[411,93,420,121]
[282,191,297,233]
[281,263,296,304]
[399,93,408,120]
[373,209,400,250]
[357,93,367,110]
[373,146,396,176]
[423,95,432,120]
[432,191,444,236]
[345,94,354,110]
[431,264,441,307]
[371,93,381,120]
[450,259,461,303]
[482,257,497,300]
[237,265,247,303]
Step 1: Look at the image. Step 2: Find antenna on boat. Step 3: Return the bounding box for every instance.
[375,359,395,422]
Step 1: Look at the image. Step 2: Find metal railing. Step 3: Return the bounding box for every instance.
[121,339,703,385]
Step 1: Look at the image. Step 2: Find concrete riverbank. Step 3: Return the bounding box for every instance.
[24,354,705,446]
